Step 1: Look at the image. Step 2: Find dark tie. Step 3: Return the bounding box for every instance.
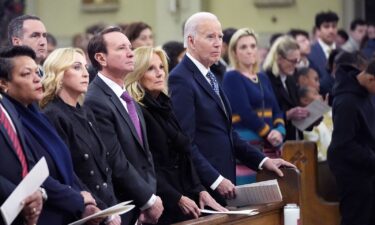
[0,106,28,177]
[120,92,143,144]
[206,71,220,96]
[206,71,227,115]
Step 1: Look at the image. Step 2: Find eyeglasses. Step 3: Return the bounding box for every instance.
[281,55,301,65]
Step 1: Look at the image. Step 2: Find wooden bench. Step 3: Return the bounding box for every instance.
[281,141,340,225]
[172,167,300,225]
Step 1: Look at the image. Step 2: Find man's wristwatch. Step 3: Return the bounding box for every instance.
[39,187,48,202]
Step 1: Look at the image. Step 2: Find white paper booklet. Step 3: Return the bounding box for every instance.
[1,157,49,225]
[68,201,135,225]
[200,208,259,216]
[292,99,331,131]
[226,179,282,207]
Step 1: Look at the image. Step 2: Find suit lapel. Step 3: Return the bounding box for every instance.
[273,76,294,106]
[94,77,145,150]
[185,57,229,119]
[0,95,33,167]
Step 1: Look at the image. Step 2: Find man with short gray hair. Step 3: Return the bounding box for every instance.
[8,15,47,66]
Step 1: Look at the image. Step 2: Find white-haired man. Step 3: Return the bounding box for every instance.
[168,12,295,204]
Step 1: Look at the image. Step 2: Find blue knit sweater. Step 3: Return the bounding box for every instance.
[222,70,285,142]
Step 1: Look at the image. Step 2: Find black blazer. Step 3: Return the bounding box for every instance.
[0,94,35,225]
[141,93,205,224]
[43,97,117,209]
[265,70,302,140]
[84,75,156,222]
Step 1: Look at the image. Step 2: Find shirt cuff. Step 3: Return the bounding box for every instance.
[139,194,157,211]
[210,175,224,190]
[258,157,269,170]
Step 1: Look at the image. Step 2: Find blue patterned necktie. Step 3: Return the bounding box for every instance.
[206,71,220,96]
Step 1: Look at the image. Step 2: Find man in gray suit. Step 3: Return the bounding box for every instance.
[84,26,163,225]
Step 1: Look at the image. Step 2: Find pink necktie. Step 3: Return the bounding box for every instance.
[120,92,143,145]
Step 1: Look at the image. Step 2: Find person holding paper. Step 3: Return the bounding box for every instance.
[125,46,227,224]
[222,28,286,158]
[0,86,43,225]
[328,60,375,225]
[40,47,121,225]
[168,12,295,205]
[0,45,101,225]
[262,36,310,140]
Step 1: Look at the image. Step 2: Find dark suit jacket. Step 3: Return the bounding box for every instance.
[308,42,334,96]
[264,71,302,141]
[168,56,265,203]
[43,97,117,209]
[141,93,205,224]
[0,94,34,225]
[1,94,84,225]
[84,76,156,222]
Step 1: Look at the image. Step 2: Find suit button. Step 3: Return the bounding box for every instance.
[68,186,72,189]
[90,170,94,176]
[174,165,179,169]
[103,182,108,188]
[96,185,100,190]
[83,154,89,160]
[106,152,110,157]
[105,167,109,172]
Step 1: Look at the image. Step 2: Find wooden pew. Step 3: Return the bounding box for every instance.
[172,167,300,225]
[281,141,340,225]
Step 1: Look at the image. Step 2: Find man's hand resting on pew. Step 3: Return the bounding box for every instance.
[262,158,296,177]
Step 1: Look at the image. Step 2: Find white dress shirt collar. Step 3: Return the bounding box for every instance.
[98,73,125,98]
[318,38,336,59]
[186,52,211,83]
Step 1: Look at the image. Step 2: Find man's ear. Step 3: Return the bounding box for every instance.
[188,36,195,49]
[11,37,22,46]
[94,52,106,68]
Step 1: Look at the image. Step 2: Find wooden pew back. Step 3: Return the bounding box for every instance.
[281,141,340,225]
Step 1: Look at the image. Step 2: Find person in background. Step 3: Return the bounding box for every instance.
[125,46,226,224]
[169,12,295,205]
[308,11,339,96]
[262,36,309,140]
[123,22,154,49]
[341,19,367,53]
[46,33,57,56]
[223,28,285,157]
[40,48,122,225]
[210,27,237,83]
[295,67,320,92]
[288,29,311,68]
[336,29,349,49]
[0,59,44,225]
[8,15,47,76]
[162,41,185,72]
[328,59,375,225]
[362,21,375,60]
[0,45,101,225]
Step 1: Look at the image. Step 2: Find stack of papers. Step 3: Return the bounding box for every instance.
[68,201,135,225]
[292,99,331,131]
[1,157,49,225]
[200,209,259,216]
[226,179,282,207]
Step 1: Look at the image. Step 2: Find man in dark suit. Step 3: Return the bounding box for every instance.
[8,15,47,76]
[308,11,339,96]
[0,92,43,225]
[84,27,163,224]
[168,12,295,204]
